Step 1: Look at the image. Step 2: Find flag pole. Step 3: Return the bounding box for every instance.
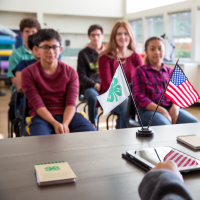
[117,56,144,129]
[147,58,179,128]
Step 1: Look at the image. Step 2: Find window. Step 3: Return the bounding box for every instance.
[174,38,191,58]
[170,12,191,59]
[172,12,191,37]
[147,16,164,37]
[130,20,142,40]
[130,20,143,53]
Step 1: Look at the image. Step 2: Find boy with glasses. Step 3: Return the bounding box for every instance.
[21,29,95,135]
[77,24,105,128]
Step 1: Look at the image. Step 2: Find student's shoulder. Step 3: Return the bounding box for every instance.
[131,51,143,60]
[18,59,33,65]
[58,61,77,75]
[79,47,90,53]
[16,59,36,71]
[78,47,92,57]
[99,52,114,62]
[135,64,147,74]
[164,64,173,73]
[132,51,141,57]
[22,60,40,74]
[10,46,24,57]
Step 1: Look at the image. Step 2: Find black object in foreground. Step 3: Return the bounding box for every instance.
[136,127,154,137]
[122,153,150,172]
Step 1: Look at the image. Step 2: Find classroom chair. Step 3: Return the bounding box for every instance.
[126,84,140,128]
[10,92,23,137]
[76,86,88,113]
[10,93,29,137]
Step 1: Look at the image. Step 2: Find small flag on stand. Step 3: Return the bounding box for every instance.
[165,65,200,108]
[97,66,130,116]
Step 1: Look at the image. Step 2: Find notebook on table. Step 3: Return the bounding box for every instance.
[177,135,200,150]
[34,161,77,186]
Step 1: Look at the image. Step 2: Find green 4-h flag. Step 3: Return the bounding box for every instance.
[97,66,130,116]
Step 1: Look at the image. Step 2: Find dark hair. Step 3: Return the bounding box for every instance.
[144,36,165,63]
[34,29,62,47]
[88,24,103,36]
[27,33,37,50]
[20,18,41,32]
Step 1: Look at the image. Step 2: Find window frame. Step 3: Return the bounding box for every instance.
[169,11,192,61]
[146,16,164,37]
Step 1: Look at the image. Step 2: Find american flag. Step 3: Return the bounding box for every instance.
[165,65,200,108]
[164,149,198,167]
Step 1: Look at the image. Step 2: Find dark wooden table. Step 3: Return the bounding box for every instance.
[1,123,200,200]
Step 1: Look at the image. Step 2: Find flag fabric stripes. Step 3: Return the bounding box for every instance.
[164,149,198,167]
[165,65,200,108]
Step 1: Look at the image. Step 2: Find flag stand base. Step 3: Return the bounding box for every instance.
[136,127,154,137]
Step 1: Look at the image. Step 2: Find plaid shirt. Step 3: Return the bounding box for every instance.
[132,62,173,110]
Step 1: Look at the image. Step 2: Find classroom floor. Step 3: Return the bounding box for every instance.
[1,85,200,139]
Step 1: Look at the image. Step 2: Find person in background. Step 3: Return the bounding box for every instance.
[8,18,41,123]
[12,33,40,93]
[11,33,40,113]
[77,24,104,128]
[139,160,193,200]
[132,36,199,126]
[8,18,41,88]
[98,21,143,129]
[21,29,95,136]
[0,24,18,38]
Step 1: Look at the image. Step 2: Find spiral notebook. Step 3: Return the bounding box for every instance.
[34,161,77,186]
[177,135,200,150]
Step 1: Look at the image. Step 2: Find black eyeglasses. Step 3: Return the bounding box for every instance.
[39,45,60,52]
[90,34,102,37]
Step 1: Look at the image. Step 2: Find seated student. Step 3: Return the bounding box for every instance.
[21,29,95,136]
[132,36,199,126]
[8,18,41,122]
[98,21,143,129]
[139,160,193,200]
[77,24,104,128]
[12,33,40,93]
[11,34,39,113]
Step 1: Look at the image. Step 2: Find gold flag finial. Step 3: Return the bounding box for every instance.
[175,58,179,66]
[117,55,121,63]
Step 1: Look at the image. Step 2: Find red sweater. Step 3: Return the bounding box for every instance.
[98,52,143,96]
[21,60,79,116]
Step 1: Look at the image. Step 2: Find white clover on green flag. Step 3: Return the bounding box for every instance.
[97,66,130,116]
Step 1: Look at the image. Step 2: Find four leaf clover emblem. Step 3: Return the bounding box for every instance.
[45,166,60,171]
[107,78,122,102]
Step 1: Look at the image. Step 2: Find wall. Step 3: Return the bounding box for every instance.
[0,11,36,30]
[43,14,120,34]
[0,0,123,50]
[60,33,110,48]
[43,14,117,49]
[0,0,123,18]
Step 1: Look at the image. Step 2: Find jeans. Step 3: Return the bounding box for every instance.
[139,107,199,126]
[112,97,129,129]
[29,113,95,136]
[84,88,99,125]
